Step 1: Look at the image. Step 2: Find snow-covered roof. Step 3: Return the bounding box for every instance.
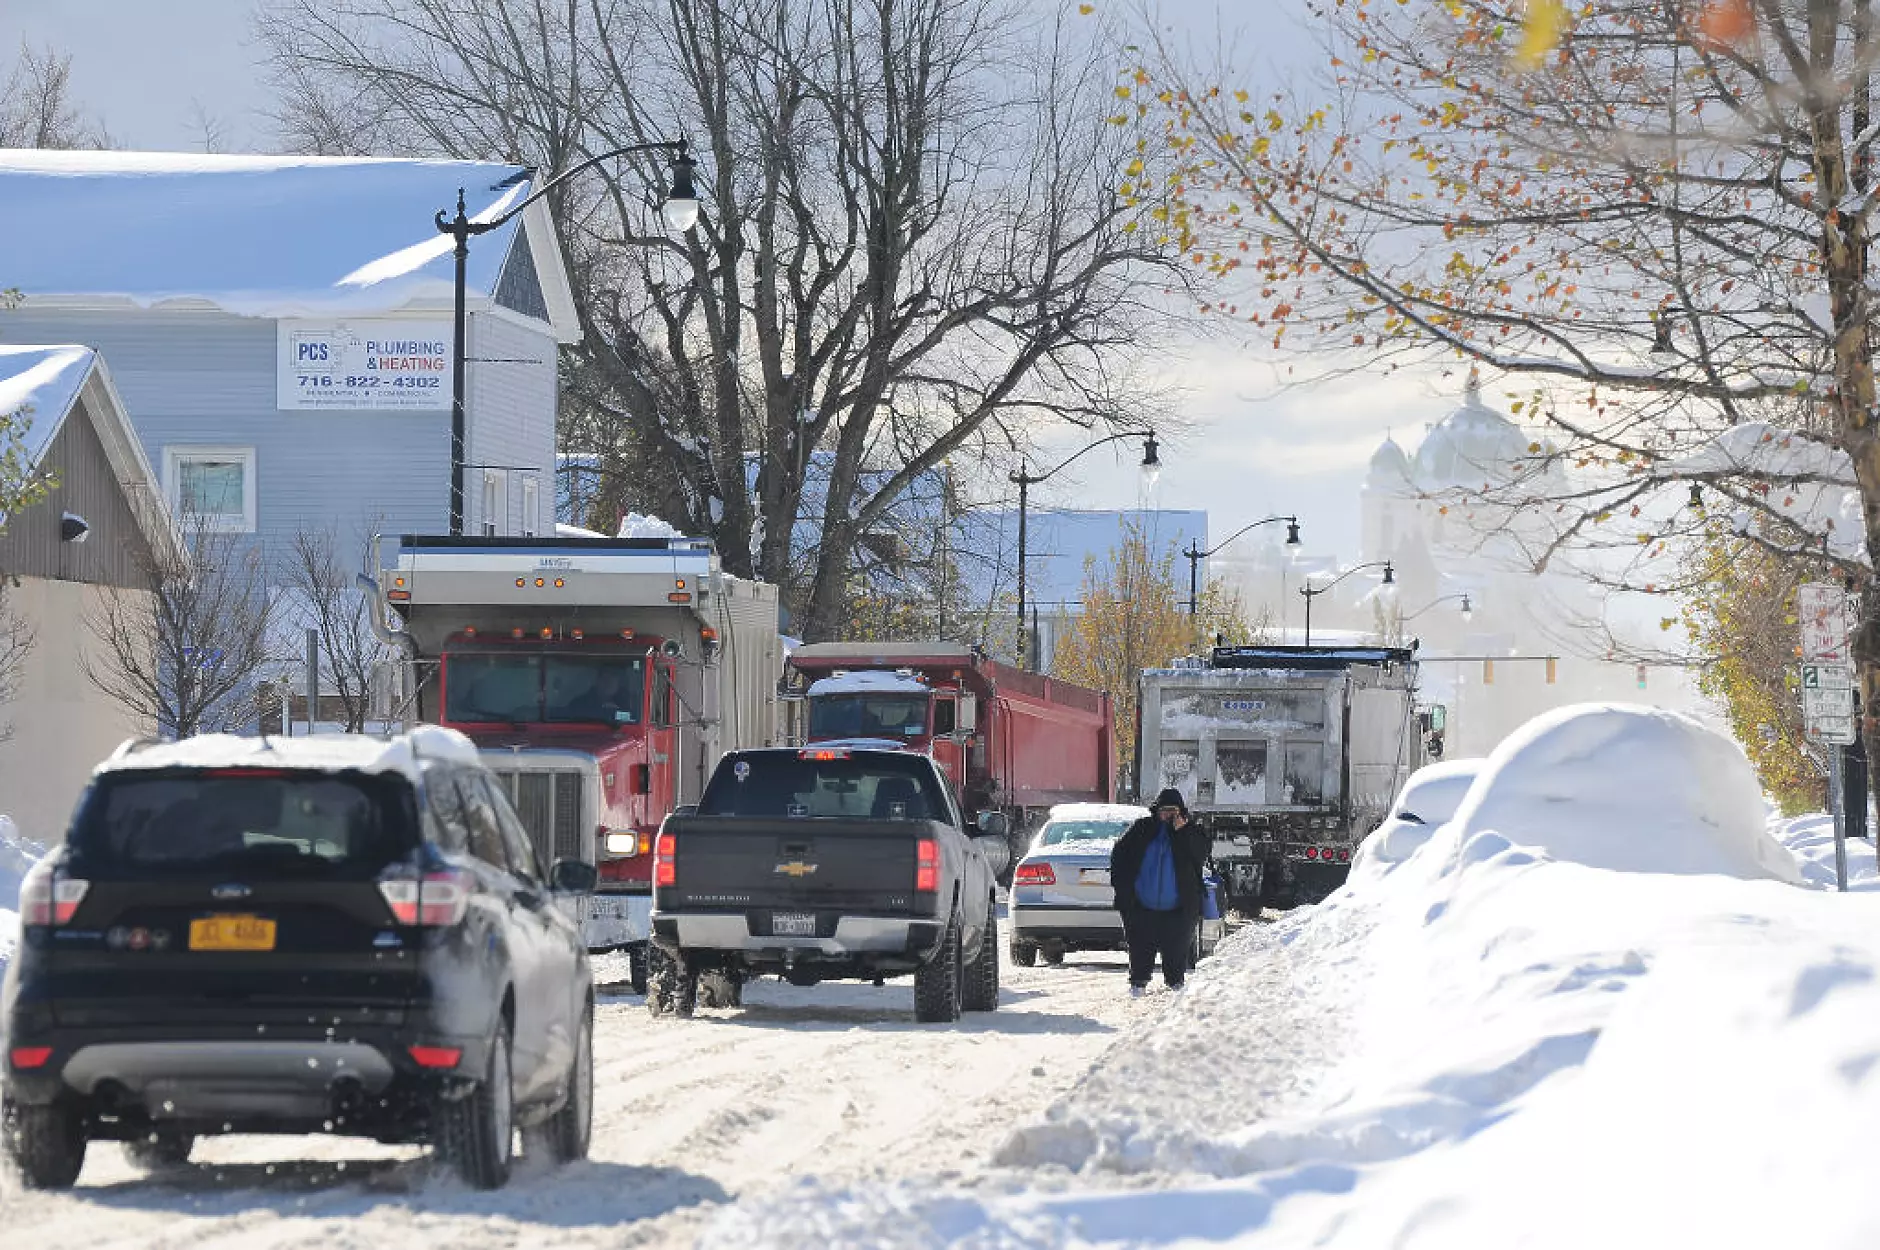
[807,671,931,697]
[0,149,577,337]
[95,725,482,785]
[0,344,185,571]
[1044,802,1149,823]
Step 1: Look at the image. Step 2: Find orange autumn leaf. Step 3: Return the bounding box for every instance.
[1698,0,1755,49]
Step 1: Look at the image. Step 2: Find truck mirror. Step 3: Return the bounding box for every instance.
[975,809,1008,839]
[631,763,651,795]
[958,695,978,733]
[549,859,599,895]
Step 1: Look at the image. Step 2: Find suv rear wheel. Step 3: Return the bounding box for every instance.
[3,1099,86,1190]
[914,909,962,1023]
[122,1129,194,1173]
[437,1023,514,1190]
[525,1009,592,1163]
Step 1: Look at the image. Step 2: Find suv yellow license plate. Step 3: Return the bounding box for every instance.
[190,914,276,952]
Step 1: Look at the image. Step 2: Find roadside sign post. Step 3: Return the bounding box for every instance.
[1832,749,1848,893]
[1798,583,1860,891]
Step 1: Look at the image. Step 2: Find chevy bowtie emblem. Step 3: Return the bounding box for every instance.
[774,861,819,877]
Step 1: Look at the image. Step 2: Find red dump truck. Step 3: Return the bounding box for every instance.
[785,642,1114,873]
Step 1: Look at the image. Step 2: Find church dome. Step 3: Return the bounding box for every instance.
[1367,435,1412,484]
[1412,373,1532,486]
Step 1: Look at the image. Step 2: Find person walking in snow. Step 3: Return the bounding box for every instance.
[1110,788,1210,996]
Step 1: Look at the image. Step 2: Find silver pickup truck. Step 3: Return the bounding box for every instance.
[648,747,1009,1022]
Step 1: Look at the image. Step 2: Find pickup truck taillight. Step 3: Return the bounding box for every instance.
[18,859,87,926]
[377,868,472,926]
[654,831,677,887]
[1014,862,1055,886]
[915,838,939,892]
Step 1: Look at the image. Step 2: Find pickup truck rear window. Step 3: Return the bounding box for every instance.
[699,754,950,821]
[67,770,417,879]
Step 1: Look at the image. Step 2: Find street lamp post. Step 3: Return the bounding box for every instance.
[1011,431,1160,669]
[436,140,699,535]
[1400,592,1474,623]
[1300,560,1394,646]
[1183,515,1301,618]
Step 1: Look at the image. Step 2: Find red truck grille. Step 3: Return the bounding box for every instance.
[491,769,585,865]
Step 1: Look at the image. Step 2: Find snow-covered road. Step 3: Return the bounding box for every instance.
[2,942,1150,1248]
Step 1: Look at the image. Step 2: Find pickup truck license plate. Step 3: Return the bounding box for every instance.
[772,912,817,937]
[190,914,276,952]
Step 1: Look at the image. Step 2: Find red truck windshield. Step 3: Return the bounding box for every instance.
[807,694,930,740]
[445,653,647,726]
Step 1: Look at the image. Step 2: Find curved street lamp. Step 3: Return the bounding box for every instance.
[1182,515,1300,617]
[1401,592,1473,623]
[1300,560,1394,646]
[436,140,698,535]
[1010,431,1160,669]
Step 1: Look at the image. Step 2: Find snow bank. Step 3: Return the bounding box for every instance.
[713,704,1880,1248]
[0,815,47,973]
[1773,811,1880,892]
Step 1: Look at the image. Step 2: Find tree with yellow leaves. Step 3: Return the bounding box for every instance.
[1051,519,1265,789]
[1121,0,1880,803]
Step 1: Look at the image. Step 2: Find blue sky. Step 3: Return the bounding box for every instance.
[0,0,1467,564]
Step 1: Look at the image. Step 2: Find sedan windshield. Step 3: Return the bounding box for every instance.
[445,653,646,726]
[1039,819,1130,847]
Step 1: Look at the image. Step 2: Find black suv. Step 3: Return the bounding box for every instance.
[1,728,596,1190]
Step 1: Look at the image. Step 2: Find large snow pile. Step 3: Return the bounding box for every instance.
[712,704,1880,1247]
[0,815,47,973]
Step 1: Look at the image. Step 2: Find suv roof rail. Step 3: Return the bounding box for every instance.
[107,736,166,761]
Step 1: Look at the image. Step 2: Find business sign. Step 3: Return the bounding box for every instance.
[278,320,450,411]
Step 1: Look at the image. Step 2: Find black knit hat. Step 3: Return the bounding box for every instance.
[1152,787,1188,814]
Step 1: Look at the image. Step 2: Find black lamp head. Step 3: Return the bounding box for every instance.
[1284,518,1301,545]
[1140,433,1160,469]
[60,512,89,543]
[1382,561,1395,585]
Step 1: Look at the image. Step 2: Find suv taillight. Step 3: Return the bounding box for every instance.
[653,832,676,887]
[19,859,87,927]
[378,868,471,927]
[916,838,939,893]
[1014,862,1055,886]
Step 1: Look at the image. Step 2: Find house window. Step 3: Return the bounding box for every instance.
[522,477,538,537]
[482,469,506,537]
[164,446,256,532]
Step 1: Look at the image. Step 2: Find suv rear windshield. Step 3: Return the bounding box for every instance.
[68,769,417,878]
[699,753,951,821]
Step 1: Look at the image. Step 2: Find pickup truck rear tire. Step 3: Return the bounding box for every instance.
[913,910,963,1023]
[1010,939,1038,967]
[628,944,649,996]
[962,904,1000,1012]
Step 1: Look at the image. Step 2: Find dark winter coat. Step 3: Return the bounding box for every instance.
[1110,810,1210,918]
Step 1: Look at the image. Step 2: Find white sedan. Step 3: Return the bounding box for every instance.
[1367,758,1486,866]
[1009,802,1225,967]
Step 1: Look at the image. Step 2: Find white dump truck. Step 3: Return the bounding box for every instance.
[1136,644,1424,911]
